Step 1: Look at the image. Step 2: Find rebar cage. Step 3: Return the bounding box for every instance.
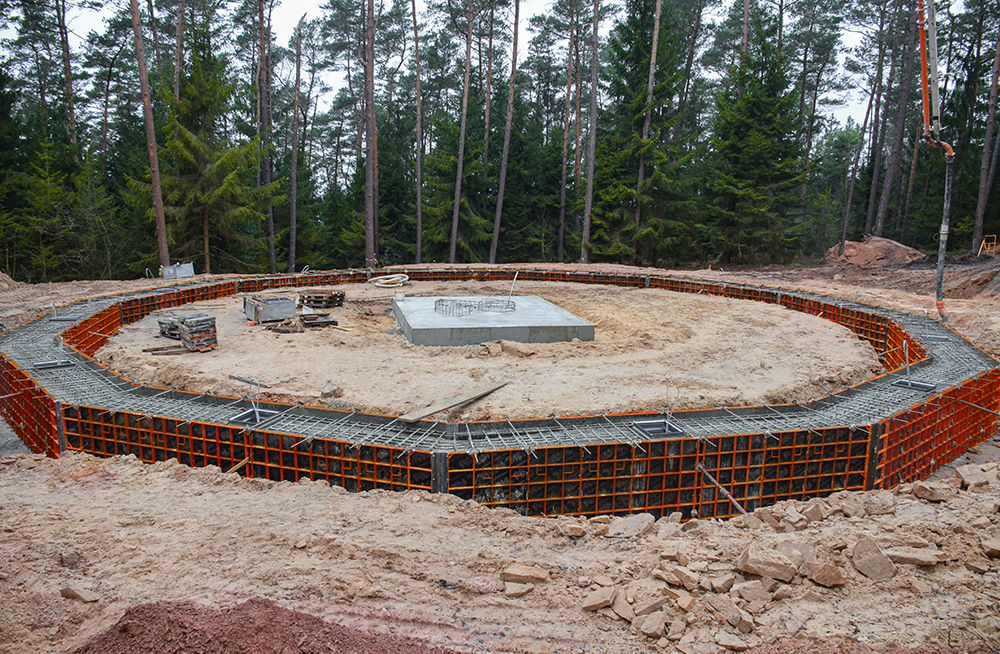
[1,266,997,520]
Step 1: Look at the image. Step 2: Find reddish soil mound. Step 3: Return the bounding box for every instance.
[826,236,926,268]
[69,597,460,654]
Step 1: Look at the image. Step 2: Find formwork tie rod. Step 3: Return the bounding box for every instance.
[957,399,1000,417]
[695,463,748,515]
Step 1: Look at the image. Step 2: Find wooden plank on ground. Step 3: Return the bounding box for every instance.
[398,381,508,423]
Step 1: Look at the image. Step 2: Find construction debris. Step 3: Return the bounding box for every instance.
[298,290,345,309]
[245,296,296,323]
[265,319,304,334]
[179,315,217,351]
[397,381,508,423]
[299,313,338,328]
[157,313,208,340]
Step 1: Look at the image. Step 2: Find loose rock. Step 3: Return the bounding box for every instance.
[500,564,549,584]
[60,586,100,603]
[605,513,655,538]
[582,585,618,611]
[735,543,797,582]
[852,537,896,581]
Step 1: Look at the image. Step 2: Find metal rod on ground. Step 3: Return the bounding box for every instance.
[695,463,748,515]
[226,455,252,474]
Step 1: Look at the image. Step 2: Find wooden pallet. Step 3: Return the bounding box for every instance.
[298,291,345,309]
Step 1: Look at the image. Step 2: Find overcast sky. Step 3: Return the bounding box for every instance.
[39,0,916,132]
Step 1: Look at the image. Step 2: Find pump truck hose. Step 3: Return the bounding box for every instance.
[370,273,409,288]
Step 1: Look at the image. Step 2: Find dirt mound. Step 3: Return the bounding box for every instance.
[0,271,21,292]
[69,597,459,654]
[826,237,927,269]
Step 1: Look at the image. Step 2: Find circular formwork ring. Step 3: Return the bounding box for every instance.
[1,265,998,519]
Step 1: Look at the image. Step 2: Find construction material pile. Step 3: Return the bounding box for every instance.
[179,315,217,351]
[298,290,345,309]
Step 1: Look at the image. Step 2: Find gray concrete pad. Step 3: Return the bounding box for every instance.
[393,295,595,346]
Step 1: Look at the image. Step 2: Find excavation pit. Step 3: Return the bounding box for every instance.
[392,295,595,346]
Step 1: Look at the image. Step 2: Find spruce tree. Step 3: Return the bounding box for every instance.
[707,9,804,264]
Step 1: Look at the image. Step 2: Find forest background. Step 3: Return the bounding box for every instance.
[1,0,999,282]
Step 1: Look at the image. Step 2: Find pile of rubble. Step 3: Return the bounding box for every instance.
[495,462,999,653]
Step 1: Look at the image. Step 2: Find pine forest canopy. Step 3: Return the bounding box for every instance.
[1,0,999,283]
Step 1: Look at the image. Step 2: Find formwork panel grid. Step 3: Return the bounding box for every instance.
[62,305,121,356]
[3,266,999,520]
[247,431,432,491]
[875,370,1000,487]
[447,443,642,517]
[0,355,59,457]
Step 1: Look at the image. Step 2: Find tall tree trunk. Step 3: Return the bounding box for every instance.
[574,32,583,193]
[799,51,832,199]
[741,0,750,56]
[259,0,276,273]
[557,0,577,261]
[674,0,704,142]
[54,0,78,154]
[333,129,342,188]
[364,0,377,267]
[289,15,304,273]
[874,9,916,237]
[483,1,495,166]
[203,206,210,274]
[174,0,185,101]
[865,0,900,235]
[632,0,662,260]
[579,0,599,263]
[449,0,475,264]
[899,131,920,243]
[988,124,1000,205]
[488,0,518,264]
[839,87,875,255]
[101,43,126,173]
[411,0,425,264]
[129,0,170,268]
[974,24,1000,253]
[146,0,164,88]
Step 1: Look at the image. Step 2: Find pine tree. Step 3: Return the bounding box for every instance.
[707,9,804,264]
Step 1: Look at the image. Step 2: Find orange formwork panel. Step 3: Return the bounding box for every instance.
[443,425,873,519]
[61,403,434,492]
[2,265,997,520]
[0,355,60,457]
[247,432,433,491]
[61,304,121,356]
[874,369,1000,488]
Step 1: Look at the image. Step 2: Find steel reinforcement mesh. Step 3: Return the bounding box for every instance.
[1,265,998,520]
[445,425,872,519]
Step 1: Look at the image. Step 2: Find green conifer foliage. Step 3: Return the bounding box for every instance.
[707,10,805,264]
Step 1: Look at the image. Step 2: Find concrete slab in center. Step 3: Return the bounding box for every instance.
[392,296,595,346]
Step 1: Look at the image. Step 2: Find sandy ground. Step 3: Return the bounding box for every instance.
[2,247,1000,653]
[94,281,883,420]
[1,447,997,654]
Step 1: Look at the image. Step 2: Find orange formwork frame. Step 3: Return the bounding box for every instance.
[1,266,997,519]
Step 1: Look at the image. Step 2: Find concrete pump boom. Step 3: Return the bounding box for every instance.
[917,0,954,321]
